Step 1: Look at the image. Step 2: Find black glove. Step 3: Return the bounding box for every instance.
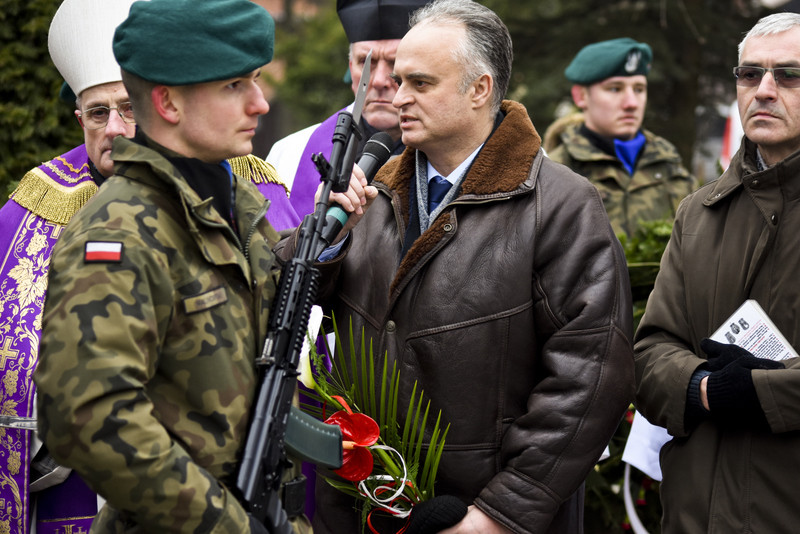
[701,338,784,372]
[406,495,468,534]
[700,338,783,430]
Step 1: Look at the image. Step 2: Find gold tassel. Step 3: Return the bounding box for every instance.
[10,169,97,225]
[228,154,290,195]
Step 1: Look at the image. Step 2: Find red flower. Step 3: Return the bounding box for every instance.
[625,409,635,424]
[325,396,380,482]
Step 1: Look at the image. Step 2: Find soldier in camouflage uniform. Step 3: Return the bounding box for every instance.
[544,38,696,238]
[33,1,299,532]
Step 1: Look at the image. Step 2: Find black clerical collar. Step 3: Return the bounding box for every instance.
[88,159,107,187]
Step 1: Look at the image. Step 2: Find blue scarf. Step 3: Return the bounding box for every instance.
[614,132,646,175]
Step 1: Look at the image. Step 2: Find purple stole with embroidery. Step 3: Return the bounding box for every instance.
[0,144,98,534]
[253,182,301,232]
[289,108,348,217]
[227,154,301,232]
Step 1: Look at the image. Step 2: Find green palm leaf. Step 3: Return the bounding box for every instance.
[302,313,449,518]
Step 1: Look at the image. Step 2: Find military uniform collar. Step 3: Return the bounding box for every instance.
[112,131,230,228]
[580,124,617,156]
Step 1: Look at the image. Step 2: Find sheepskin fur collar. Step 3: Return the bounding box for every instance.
[376,100,541,211]
[374,100,542,295]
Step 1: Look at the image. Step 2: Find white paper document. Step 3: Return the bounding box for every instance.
[710,299,797,361]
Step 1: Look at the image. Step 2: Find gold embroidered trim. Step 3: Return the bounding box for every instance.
[229,154,289,194]
[10,169,97,225]
[42,154,92,184]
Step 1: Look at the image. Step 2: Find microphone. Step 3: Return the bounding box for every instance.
[355,131,394,184]
[316,132,394,256]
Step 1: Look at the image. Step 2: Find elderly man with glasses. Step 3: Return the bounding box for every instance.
[74,100,136,178]
[633,11,800,533]
[0,1,139,532]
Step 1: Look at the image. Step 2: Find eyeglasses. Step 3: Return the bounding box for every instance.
[733,66,800,88]
[77,102,135,129]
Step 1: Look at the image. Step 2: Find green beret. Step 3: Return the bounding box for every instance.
[565,38,652,85]
[113,0,275,85]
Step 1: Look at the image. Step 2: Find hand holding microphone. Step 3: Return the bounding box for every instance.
[315,132,393,254]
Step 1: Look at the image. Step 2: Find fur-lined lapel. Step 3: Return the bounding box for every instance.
[374,100,542,296]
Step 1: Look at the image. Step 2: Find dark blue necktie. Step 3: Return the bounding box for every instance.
[428,175,452,213]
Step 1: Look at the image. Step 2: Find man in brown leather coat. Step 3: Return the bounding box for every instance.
[634,12,800,533]
[306,1,634,532]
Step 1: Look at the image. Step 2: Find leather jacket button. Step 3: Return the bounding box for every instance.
[771,213,778,225]
[443,223,453,232]
[386,321,396,333]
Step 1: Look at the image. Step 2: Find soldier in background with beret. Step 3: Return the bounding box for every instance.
[544,38,696,238]
[32,0,341,532]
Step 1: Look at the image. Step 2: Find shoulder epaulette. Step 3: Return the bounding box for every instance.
[10,155,98,226]
[229,154,290,195]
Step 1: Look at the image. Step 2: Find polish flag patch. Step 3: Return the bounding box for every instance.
[84,241,123,263]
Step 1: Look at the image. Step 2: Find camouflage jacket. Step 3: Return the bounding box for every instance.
[547,122,695,237]
[34,135,281,533]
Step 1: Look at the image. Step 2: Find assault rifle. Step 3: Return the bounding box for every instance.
[235,53,391,532]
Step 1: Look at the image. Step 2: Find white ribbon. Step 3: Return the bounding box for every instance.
[358,445,412,518]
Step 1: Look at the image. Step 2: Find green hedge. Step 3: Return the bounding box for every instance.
[0,0,83,206]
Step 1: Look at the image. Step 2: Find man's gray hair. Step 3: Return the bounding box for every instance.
[409,0,512,115]
[739,12,800,63]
